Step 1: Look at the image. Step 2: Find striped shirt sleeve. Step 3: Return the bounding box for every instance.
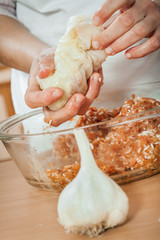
[0,0,16,18]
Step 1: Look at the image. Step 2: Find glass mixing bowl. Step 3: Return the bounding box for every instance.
[0,82,160,191]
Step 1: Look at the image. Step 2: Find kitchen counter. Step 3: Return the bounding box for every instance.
[0,159,160,240]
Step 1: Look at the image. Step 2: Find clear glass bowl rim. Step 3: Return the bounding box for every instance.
[0,106,160,140]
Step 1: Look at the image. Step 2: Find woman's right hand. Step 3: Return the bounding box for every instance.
[92,0,160,59]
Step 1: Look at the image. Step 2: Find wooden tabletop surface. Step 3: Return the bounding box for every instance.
[0,159,160,240]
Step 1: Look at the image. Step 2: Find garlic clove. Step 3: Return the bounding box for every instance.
[57,129,129,237]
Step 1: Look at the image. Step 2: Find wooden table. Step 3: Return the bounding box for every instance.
[0,159,160,240]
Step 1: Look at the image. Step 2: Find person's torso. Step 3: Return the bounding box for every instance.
[11,0,160,114]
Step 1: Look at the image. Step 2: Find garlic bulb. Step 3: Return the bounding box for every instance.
[57,129,129,237]
[37,16,107,110]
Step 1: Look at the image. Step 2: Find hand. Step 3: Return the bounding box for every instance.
[92,0,160,59]
[25,48,103,127]
[25,48,64,108]
[43,68,103,127]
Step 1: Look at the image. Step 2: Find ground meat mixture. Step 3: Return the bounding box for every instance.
[46,97,160,189]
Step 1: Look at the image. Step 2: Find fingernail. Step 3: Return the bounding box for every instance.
[105,46,113,55]
[92,16,101,26]
[52,89,62,99]
[39,68,51,78]
[125,53,132,59]
[98,77,102,83]
[75,95,84,105]
[92,41,100,49]
[93,74,99,83]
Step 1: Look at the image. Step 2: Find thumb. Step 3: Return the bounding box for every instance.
[38,52,55,79]
[39,67,54,79]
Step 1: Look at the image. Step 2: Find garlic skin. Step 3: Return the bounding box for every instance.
[57,129,129,237]
[37,16,107,110]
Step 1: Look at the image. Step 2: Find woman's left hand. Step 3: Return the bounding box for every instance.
[25,48,103,127]
[92,0,160,59]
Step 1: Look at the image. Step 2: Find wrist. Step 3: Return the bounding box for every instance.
[24,40,50,73]
[32,43,51,59]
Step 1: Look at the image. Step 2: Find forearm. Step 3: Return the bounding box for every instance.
[0,15,49,73]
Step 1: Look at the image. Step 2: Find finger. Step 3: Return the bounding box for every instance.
[25,87,64,108]
[78,71,103,115]
[38,67,53,79]
[125,28,160,59]
[105,15,157,55]
[103,12,121,29]
[28,54,55,92]
[38,51,55,79]
[92,0,135,26]
[87,71,103,99]
[43,93,85,127]
[93,4,146,49]
[26,59,41,96]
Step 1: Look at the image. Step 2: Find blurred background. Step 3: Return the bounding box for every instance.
[0,64,15,161]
